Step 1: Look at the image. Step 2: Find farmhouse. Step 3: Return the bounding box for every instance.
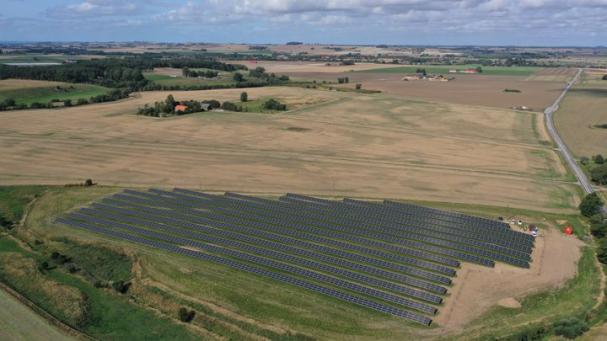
[174,104,188,112]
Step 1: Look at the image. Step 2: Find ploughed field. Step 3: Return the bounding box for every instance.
[0,86,577,212]
[57,188,535,326]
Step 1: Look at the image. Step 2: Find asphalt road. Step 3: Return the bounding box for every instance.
[543,69,594,195]
[544,69,607,230]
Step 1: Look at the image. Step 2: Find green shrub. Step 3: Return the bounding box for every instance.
[221,101,242,112]
[262,98,287,111]
[553,318,588,339]
[240,91,248,102]
[590,222,607,238]
[178,307,196,322]
[591,164,607,185]
[597,239,607,265]
[579,192,603,217]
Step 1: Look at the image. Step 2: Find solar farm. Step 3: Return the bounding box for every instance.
[56,188,535,326]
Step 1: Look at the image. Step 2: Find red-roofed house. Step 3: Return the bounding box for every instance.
[175,104,188,113]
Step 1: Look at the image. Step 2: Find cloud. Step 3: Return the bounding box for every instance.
[0,0,605,45]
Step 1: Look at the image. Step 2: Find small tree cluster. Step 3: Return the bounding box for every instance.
[240,91,248,102]
[553,318,589,339]
[137,95,216,117]
[337,77,349,84]
[593,154,605,164]
[178,307,196,323]
[263,98,287,111]
[182,67,218,78]
[579,192,603,217]
[222,101,243,112]
[591,164,607,185]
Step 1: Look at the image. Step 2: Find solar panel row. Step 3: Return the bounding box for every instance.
[64,213,439,315]
[56,218,432,326]
[93,199,454,284]
[76,207,447,299]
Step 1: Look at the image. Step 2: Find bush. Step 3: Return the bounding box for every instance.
[233,73,244,82]
[221,101,242,112]
[603,74,607,80]
[240,92,248,102]
[111,280,131,294]
[178,307,196,322]
[262,98,287,111]
[29,102,46,109]
[76,98,89,106]
[598,239,607,264]
[590,164,607,185]
[202,99,221,109]
[553,318,588,339]
[580,156,590,165]
[355,83,362,90]
[591,222,607,238]
[579,192,603,217]
[593,154,604,164]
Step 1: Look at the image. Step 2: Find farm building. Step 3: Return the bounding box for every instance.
[174,104,188,112]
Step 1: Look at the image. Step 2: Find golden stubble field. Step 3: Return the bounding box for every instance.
[555,70,607,157]
[0,86,578,212]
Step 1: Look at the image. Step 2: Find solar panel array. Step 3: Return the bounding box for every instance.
[56,189,535,326]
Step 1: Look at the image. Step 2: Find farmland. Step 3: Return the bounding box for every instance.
[554,70,607,157]
[359,64,540,76]
[0,41,605,340]
[0,79,111,105]
[0,287,71,341]
[0,86,578,213]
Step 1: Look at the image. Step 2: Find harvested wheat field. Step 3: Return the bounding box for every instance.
[236,60,404,73]
[554,70,607,157]
[0,86,578,212]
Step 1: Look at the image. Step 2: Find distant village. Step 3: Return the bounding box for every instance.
[402,67,482,82]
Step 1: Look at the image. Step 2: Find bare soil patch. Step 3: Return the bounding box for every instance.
[434,228,584,331]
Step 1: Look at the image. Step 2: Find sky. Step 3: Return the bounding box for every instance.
[1,0,606,46]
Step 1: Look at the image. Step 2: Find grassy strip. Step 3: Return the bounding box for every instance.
[0,235,202,340]
[0,186,47,223]
[0,83,111,105]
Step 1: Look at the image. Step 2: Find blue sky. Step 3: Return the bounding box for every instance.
[1,0,606,46]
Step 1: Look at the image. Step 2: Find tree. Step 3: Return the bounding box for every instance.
[591,164,607,185]
[603,74,607,80]
[476,66,483,73]
[579,192,603,217]
[233,73,244,82]
[165,95,176,113]
[240,92,248,102]
[593,154,605,164]
[580,156,590,165]
[355,83,362,90]
[182,67,190,77]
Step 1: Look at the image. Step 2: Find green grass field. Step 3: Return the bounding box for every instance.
[0,81,111,105]
[360,64,539,76]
